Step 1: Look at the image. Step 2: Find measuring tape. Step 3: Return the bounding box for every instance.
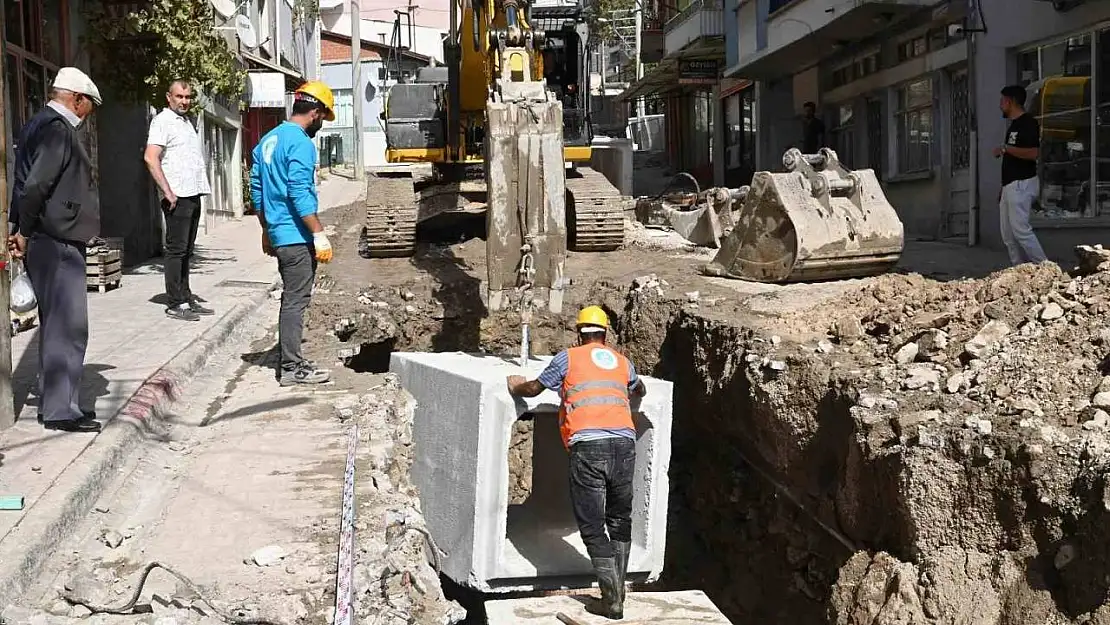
[333,425,359,625]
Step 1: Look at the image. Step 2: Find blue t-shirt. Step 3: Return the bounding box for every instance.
[538,348,639,445]
[250,121,318,247]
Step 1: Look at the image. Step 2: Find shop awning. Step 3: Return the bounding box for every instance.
[243,51,305,85]
[619,60,679,101]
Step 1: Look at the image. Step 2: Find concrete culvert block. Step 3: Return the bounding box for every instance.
[389,351,673,593]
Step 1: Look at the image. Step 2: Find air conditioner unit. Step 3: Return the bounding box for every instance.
[1032,0,1086,11]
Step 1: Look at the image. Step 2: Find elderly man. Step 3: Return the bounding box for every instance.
[8,68,102,433]
[507,306,646,620]
[144,79,213,321]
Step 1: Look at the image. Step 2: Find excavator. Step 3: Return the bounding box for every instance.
[365,0,627,330]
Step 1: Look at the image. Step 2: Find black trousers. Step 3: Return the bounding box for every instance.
[162,195,202,308]
[25,235,88,422]
[569,437,636,559]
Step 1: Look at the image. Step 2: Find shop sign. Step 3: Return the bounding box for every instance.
[679,59,719,85]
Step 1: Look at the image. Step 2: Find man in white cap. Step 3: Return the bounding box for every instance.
[8,67,103,433]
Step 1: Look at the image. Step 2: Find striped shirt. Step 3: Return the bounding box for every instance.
[537,349,639,445]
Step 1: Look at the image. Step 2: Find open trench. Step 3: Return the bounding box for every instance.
[319,259,1110,625]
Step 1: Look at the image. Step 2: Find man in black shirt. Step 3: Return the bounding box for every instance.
[993,84,1047,265]
[801,101,825,154]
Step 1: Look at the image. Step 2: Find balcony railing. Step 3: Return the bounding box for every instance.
[664,0,723,54]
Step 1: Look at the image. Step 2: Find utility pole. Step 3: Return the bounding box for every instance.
[634,7,645,119]
[351,0,366,181]
[0,6,14,429]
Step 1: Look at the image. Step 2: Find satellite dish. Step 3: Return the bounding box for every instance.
[235,14,259,49]
[211,0,236,18]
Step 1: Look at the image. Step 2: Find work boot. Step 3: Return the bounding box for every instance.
[587,556,624,620]
[280,362,331,386]
[612,541,632,601]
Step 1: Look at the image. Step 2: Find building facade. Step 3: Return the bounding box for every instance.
[623,0,726,188]
[721,0,1110,258]
[317,30,434,168]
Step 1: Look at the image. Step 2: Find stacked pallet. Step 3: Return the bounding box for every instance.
[86,247,122,293]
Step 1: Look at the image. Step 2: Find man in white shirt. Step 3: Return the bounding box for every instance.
[144,79,213,322]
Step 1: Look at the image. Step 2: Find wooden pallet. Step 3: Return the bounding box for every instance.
[86,249,122,293]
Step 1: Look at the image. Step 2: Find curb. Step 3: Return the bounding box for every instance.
[0,279,279,607]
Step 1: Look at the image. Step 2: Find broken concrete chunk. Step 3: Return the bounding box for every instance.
[1009,398,1042,415]
[1054,544,1076,570]
[1092,391,1110,410]
[903,365,940,391]
[917,329,949,355]
[816,340,834,354]
[964,416,993,436]
[1040,302,1065,321]
[1083,410,1110,431]
[1099,376,1110,394]
[964,320,1011,359]
[893,342,919,365]
[946,372,970,394]
[101,530,124,549]
[250,545,288,567]
[891,410,941,438]
[832,316,864,343]
[685,291,700,303]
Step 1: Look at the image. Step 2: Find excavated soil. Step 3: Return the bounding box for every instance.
[306,198,1110,624]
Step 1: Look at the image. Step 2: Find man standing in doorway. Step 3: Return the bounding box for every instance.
[145,79,213,321]
[506,306,646,620]
[801,101,825,153]
[994,84,1047,266]
[250,81,335,387]
[8,68,102,433]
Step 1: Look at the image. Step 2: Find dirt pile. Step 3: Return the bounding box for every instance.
[586,254,1110,625]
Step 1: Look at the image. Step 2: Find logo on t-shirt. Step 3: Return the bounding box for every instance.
[590,348,619,371]
[260,135,279,165]
[1007,131,1018,146]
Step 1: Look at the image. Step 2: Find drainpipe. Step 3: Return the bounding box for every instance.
[966,9,980,247]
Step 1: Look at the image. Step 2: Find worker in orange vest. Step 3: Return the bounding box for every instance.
[507,306,647,620]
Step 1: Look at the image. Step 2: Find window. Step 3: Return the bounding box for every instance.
[896,78,933,174]
[950,70,971,171]
[324,88,354,128]
[4,0,68,136]
[831,102,855,166]
[898,37,927,63]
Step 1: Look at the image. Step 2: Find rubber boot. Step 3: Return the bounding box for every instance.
[587,556,624,620]
[613,541,632,601]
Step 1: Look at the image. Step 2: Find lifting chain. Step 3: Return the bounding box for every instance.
[516,239,536,366]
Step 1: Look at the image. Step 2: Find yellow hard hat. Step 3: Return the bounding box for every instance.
[294,80,336,122]
[575,306,609,332]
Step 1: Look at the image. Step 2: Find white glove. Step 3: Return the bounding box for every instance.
[313,232,333,263]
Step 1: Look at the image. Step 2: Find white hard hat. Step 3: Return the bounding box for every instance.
[53,67,102,106]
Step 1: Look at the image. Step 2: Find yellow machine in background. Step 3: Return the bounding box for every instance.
[363,0,627,318]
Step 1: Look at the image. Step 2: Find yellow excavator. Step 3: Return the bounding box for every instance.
[364,0,627,323]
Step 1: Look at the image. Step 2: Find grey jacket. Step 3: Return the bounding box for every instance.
[12,106,99,243]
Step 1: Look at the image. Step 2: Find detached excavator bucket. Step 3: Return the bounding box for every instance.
[703,148,904,283]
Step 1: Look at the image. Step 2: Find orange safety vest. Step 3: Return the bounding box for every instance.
[559,344,635,449]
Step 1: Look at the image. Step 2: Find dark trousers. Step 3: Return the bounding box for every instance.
[275,244,316,370]
[162,195,202,308]
[569,437,636,559]
[25,235,88,422]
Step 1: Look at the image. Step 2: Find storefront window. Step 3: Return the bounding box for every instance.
[1024,34,1093,218]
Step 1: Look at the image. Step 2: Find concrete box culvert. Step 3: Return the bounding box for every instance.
[389,351,673,592]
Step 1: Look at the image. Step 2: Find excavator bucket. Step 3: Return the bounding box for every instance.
[703,148,904,283]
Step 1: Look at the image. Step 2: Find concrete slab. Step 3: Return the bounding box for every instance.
[389,351,673,592]
[485,590,732,624]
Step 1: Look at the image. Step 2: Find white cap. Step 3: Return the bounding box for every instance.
[53,67,102,106]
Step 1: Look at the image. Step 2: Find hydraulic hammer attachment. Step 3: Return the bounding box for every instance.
[485,21,567,316]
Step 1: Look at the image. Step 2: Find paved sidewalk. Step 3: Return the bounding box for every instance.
[0,177,364,558]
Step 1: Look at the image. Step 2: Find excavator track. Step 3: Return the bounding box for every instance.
[359,172,419,258]
[566,166,628,252]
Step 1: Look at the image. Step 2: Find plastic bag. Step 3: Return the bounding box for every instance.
[10,260,36,314]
